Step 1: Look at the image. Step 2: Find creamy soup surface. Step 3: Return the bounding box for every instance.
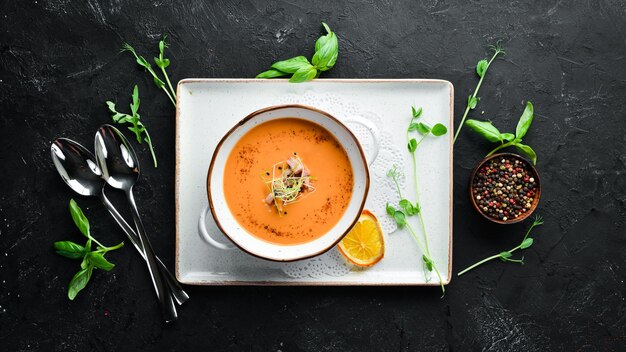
[223,118,354,245]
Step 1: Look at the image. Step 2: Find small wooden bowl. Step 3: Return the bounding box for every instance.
[469,153,541,224]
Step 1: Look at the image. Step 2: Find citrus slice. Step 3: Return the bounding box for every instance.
[338,210,385,267]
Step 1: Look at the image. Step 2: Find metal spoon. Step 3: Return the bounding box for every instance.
[93,125,178,322]
[52,136,178,322]
[50,138,189,306]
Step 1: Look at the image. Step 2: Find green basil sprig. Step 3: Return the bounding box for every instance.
[55,199,124,300]
[466,101,538,164]
[256,22,338,83]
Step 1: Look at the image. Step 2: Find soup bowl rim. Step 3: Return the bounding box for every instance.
[206,104,370,262]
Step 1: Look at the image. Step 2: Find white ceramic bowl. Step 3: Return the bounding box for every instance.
[207,105,370,261]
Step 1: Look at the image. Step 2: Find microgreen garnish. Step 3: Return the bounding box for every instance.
[262,155,315,214]
[457,215,544,276]
[386,106,448,296]
[256,22,338,83]
[465,101,537,164]
[106,85,157,168]
[55,199,124,300]
[453,41,505,143]
[121,36,177,106]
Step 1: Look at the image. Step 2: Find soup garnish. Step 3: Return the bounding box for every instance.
[262,155,316,214]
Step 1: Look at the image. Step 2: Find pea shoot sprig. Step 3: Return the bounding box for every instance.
[457,215,544,276]
[465,101,537,164]
[256,22,338,83]
[106,85,157,168]
[386,106,448,295]
[121,36,177,106]
[453,41,505,143]
[54,199,124,300]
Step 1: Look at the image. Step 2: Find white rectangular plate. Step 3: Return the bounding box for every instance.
[176,79,453,285]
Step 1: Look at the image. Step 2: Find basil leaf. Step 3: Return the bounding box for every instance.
[54,241,86,259]
[407,138,418,153]
[68,266,93,300]
[465,119,502,143]
[431,123,448,136]
[256,69,288,79]
[289,65,317,83]
[69,199,90,237]
[271,56,311,74]
[86,252,115,271]
[386,202,396,216]
[476,59,488,77]
[311,22,338,71]
[515,102,534,139]
[412,106,422,118]
[514,143,537,165]
[520,238,534,249]
[393,210,406,227]
[468,96,479,109]
[501,133,515,142]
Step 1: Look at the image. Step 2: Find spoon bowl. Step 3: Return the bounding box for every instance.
[94,124,140,190]
[51,138,103,197]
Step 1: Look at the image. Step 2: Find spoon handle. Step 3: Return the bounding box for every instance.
[99,191,189,305]
[125,188,178,322]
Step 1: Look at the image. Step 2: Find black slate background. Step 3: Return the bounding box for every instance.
[1,0,625,351]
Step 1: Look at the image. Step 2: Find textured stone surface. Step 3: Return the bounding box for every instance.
[1,0,625,351]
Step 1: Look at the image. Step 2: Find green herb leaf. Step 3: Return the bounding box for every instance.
[468,96,479,109]
[476,59,488,78]
[422,255,433,271]
[412,106,423,118]
[431,123,448,136]
[514,143,537,165]
[399,199,414,215]
[271,56,312,74]
[465,119,502,143]
[107,86,158,167]
[499,251,512,259]
[54,241,86,259]
[407,138,418,153]
[520,238,534,249]
[311,22,338,71]
[386,202,396,216]
[515,102,534,139]
[415,122,431,135]
[408,123,419,132]
[86,252,115,271]
[289,65,317,83]
[501,133,515,142]
[393,210,406,227]
[68,266,93,300]
[69,199,90,237]
[256,69,288,79]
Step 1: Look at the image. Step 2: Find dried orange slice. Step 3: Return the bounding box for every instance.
[338,210,385,267]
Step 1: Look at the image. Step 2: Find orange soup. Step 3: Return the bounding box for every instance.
[223,118,354,245]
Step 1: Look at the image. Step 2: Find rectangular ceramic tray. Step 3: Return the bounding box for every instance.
[175,79,453,285]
